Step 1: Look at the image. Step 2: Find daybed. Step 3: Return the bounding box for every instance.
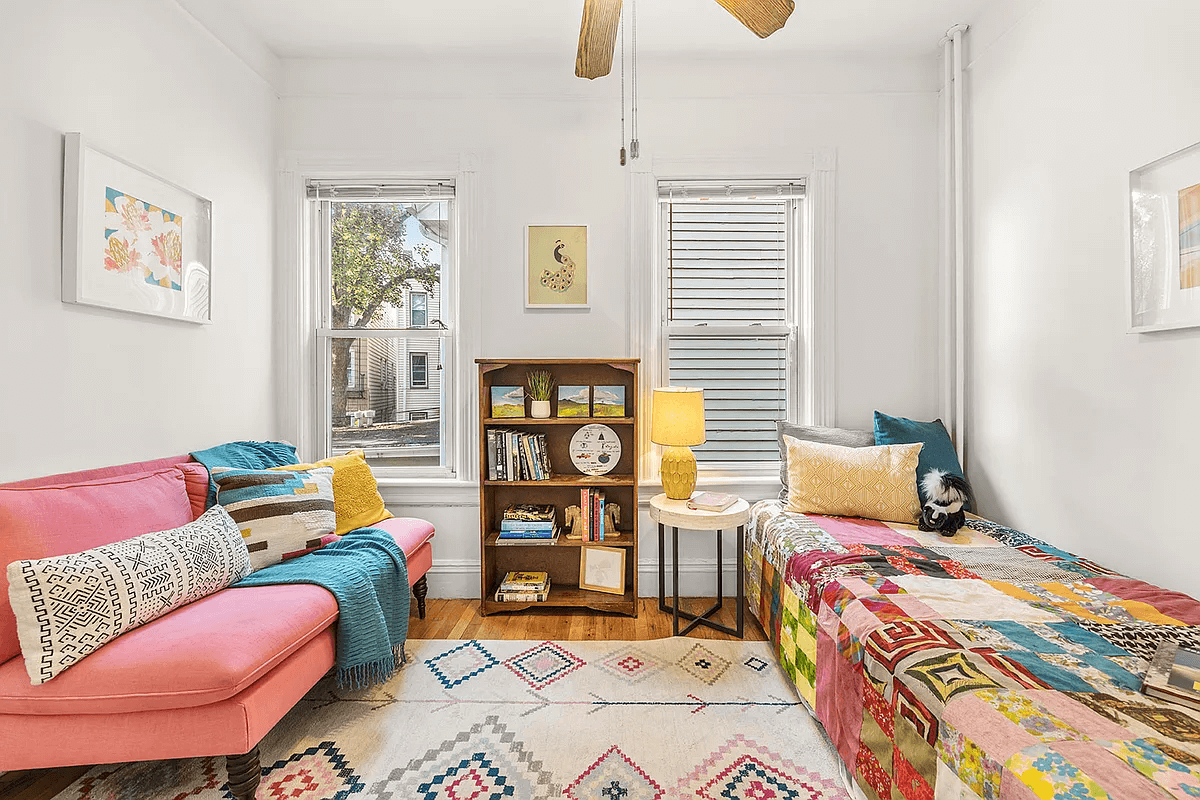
[0,454,434,799]
[746,499,1200,800]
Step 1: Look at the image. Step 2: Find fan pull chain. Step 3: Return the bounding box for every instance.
[619,10,626,166]
[629,0,639,159]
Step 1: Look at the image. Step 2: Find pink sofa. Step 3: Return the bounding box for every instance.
[0,454,434,799]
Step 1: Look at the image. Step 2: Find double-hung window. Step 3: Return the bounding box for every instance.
[310,180,454,472]
[658,180,804,469]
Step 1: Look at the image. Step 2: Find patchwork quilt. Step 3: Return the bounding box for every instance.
[745,500,1200,800]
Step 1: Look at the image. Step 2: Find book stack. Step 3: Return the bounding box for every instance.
[572,488,609,541]
[1143,640,1200,711]
[687,491,738,512]
[494,570,551,602]
[487,430,551,481]
[497,503,558,545]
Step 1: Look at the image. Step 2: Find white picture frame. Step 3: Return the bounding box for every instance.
[63,133,212,324]
[1128,139,1200,333]
[525,224,588,309]
[578,545,626,595]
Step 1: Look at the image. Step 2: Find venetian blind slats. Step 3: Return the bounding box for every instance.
[667,203,787,326]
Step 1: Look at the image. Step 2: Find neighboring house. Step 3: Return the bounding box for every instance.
[342,280,442,424]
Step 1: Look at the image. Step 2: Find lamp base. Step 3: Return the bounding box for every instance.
[660,446,697,500]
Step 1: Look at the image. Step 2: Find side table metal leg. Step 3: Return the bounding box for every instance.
[716,528,723,608]
[672,526,680,636]
[658,522,667,613]
[736,524,745,638]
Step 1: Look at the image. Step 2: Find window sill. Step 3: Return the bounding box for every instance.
[376,477,478,507]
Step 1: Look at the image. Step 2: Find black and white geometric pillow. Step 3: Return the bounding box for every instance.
[7,505,251,685]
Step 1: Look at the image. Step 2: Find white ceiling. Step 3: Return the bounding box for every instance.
[212,0,995,61]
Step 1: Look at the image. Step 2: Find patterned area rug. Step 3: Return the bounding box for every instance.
[61,638,849,800]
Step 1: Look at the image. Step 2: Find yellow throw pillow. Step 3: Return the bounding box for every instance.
[271,450,392,536]
[783,435,923,524]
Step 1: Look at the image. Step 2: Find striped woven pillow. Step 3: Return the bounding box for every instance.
[212,466,337,570]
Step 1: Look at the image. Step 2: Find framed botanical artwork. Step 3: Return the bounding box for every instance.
[62,133,212,324]
[579,545,625,595]
[526,224,587,308]
[1128,140,1200,333]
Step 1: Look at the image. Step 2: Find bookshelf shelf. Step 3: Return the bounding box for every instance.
[477,358,639,617]
[485,531,636,548]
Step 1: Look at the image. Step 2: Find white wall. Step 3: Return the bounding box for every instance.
[966,0,1200,596]
[0,0,279,482]
[280,54,943,596]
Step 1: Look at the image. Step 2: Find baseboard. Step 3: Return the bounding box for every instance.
[424,557,740,599]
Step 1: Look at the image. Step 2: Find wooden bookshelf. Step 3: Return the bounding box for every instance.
[477,358,639,617]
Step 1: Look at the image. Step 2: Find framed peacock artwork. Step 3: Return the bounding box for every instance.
[525,225,588,308]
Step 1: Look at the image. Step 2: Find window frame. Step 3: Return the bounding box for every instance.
[410,291,428,328]
[656,182,806,477]
[409,351,429,389]
[311,186,457,479]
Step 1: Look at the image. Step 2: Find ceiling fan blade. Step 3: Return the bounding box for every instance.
[575,0,623,79]
[714,0,794,38]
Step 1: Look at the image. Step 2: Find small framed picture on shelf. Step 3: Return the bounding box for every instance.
[557,385,590,417]
[579,545,626,595]
[491,385,525,418]
[592,385,625,417]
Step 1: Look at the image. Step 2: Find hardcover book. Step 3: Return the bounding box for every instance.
[502,504,555,521]
[1143,640,1200,711]
[687,492,738,512]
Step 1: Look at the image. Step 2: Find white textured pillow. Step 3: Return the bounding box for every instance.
[6,506,251,685]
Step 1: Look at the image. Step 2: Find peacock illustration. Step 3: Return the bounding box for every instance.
[540,239,576,293]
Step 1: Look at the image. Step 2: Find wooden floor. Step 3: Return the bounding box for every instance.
[1,597,766,800]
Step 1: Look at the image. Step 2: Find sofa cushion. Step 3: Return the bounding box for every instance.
[270,450,393,536]
[0,583,337,715]
[0,468,194,664]
[8,506,251,685]
[371,516,436,555]
[213,466,337,570]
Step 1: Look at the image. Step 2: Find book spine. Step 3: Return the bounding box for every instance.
[498,580,550,592]
[582,488,590,542]
[592,490,601,542]
[497,529,556,538]
[599,492,605,541]
[495,590,550,602]
[486,429,496,480]
[498,430,508,481]
[540,433,552,475]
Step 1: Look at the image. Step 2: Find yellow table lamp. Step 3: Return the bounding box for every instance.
[651,387,706,500]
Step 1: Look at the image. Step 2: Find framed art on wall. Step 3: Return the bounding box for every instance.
[63,133,212,324]
[1128,139,1200,333]
[525,224,587,308]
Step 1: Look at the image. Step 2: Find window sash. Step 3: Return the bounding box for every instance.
[410,353,428,388]
[410,292,427,328]
[658,189,801,472]
[312,188,455,476]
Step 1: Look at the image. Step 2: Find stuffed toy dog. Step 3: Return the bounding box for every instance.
[918,469,972,536]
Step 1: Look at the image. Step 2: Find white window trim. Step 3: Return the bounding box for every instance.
[277,153,481,489]
[410,290,428,328]
[628,151,837,486]
[409,351,428,389]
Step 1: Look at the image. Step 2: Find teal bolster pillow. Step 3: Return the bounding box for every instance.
[872,411,966,506]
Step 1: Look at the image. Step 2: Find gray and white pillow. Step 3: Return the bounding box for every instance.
[776,421,876,502]
[7,506,251,685]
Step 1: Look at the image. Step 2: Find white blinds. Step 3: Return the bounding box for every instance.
[306,180,455,200]
[661,183,800,465]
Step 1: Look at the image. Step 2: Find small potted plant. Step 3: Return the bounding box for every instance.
[526,370,554,419]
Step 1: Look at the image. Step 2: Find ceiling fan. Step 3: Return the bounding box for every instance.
[575,0,795,79]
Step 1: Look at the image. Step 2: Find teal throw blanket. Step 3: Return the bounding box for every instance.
[234,527,409,689]
[190,440,299,508]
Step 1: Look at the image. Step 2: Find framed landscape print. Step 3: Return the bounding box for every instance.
[62,133,212,324]
[491,386,525,418]
[1128,140,1200,333]
[526,225,587,308]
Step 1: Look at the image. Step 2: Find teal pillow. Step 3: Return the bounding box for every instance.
[872,412,966,506]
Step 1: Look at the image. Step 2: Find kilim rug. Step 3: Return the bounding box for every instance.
[60,638,850,800]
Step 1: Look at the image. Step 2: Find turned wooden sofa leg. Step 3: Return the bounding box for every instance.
[414,574,429,619]
[226,746,261,800]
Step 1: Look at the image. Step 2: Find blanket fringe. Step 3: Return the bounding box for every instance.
[336,643,407,690]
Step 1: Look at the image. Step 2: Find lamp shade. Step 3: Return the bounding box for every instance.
[651,387,706,447]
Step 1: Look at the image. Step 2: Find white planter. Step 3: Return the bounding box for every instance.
[531,400,551,419]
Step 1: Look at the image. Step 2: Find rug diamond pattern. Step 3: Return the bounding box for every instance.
[504,640,586,690]
[425,640,499,689]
